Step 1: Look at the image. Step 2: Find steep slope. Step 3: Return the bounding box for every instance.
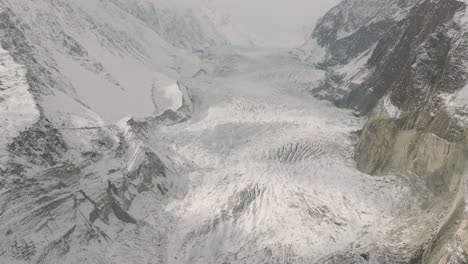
[296,0,420,106]
[108,0,229,50]
[0,0,228,122]
[299,0,468,263]
[354,1,468,262]
[299,0,419,66]
[0,0,222,263]
[0,46,40,173]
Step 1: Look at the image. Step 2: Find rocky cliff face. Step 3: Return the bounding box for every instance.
[355,1,468,262]
[302,0,468,262]
[311,0,418,67]
[299,0,420,106]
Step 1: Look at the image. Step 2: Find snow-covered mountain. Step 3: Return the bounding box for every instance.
[1,0,468,263]
[0,0,233,122]
[297,0,418,65]
[202,3,256,47]
[108,0,230,50]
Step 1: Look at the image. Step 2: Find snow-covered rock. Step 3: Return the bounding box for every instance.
[0,0,230,122]
[299,0,418,66]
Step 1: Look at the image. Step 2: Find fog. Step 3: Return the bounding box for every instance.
[213,0,340,46]
[154,0,340,46]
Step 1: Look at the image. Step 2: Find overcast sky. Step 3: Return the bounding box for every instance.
[215,0,340,46]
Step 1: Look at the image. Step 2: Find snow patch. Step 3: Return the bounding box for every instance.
[0,47,40,169]
[3,0,208,122]
[41,89,105,128]
[382,95,402,118]
[337,46,373,76]
[441,92,468,126]
[152,81,184,116]
[455,83,468,106]
[40,88,113,158]
[295,39,327,63]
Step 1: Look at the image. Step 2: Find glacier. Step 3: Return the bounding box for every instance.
[0,0,468,263]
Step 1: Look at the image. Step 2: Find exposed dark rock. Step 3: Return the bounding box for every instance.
[9,240,36,261]
[311,0,418,67]
[346,0,467,114]
[305,0,468,263]
[311,71,346,102]
[8,118,68,167]
[320,19,394,67]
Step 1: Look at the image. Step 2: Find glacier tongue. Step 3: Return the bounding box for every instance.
[149,48,437,263]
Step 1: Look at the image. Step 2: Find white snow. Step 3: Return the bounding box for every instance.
[337,46,373,76]
[295,38,327,63]
[40,88,114,160]
[443,83,468,126]
[152,81,184,115]
[1,0,213,122]
[149,48,433,263]
[378,95,402,118]
[455,83,468,106]
[0,46,40,170]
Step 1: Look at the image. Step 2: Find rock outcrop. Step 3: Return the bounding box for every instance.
[303,0,468,262]
[311,0,418,67]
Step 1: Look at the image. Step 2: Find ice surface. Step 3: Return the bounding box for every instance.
[146,48,434,263]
